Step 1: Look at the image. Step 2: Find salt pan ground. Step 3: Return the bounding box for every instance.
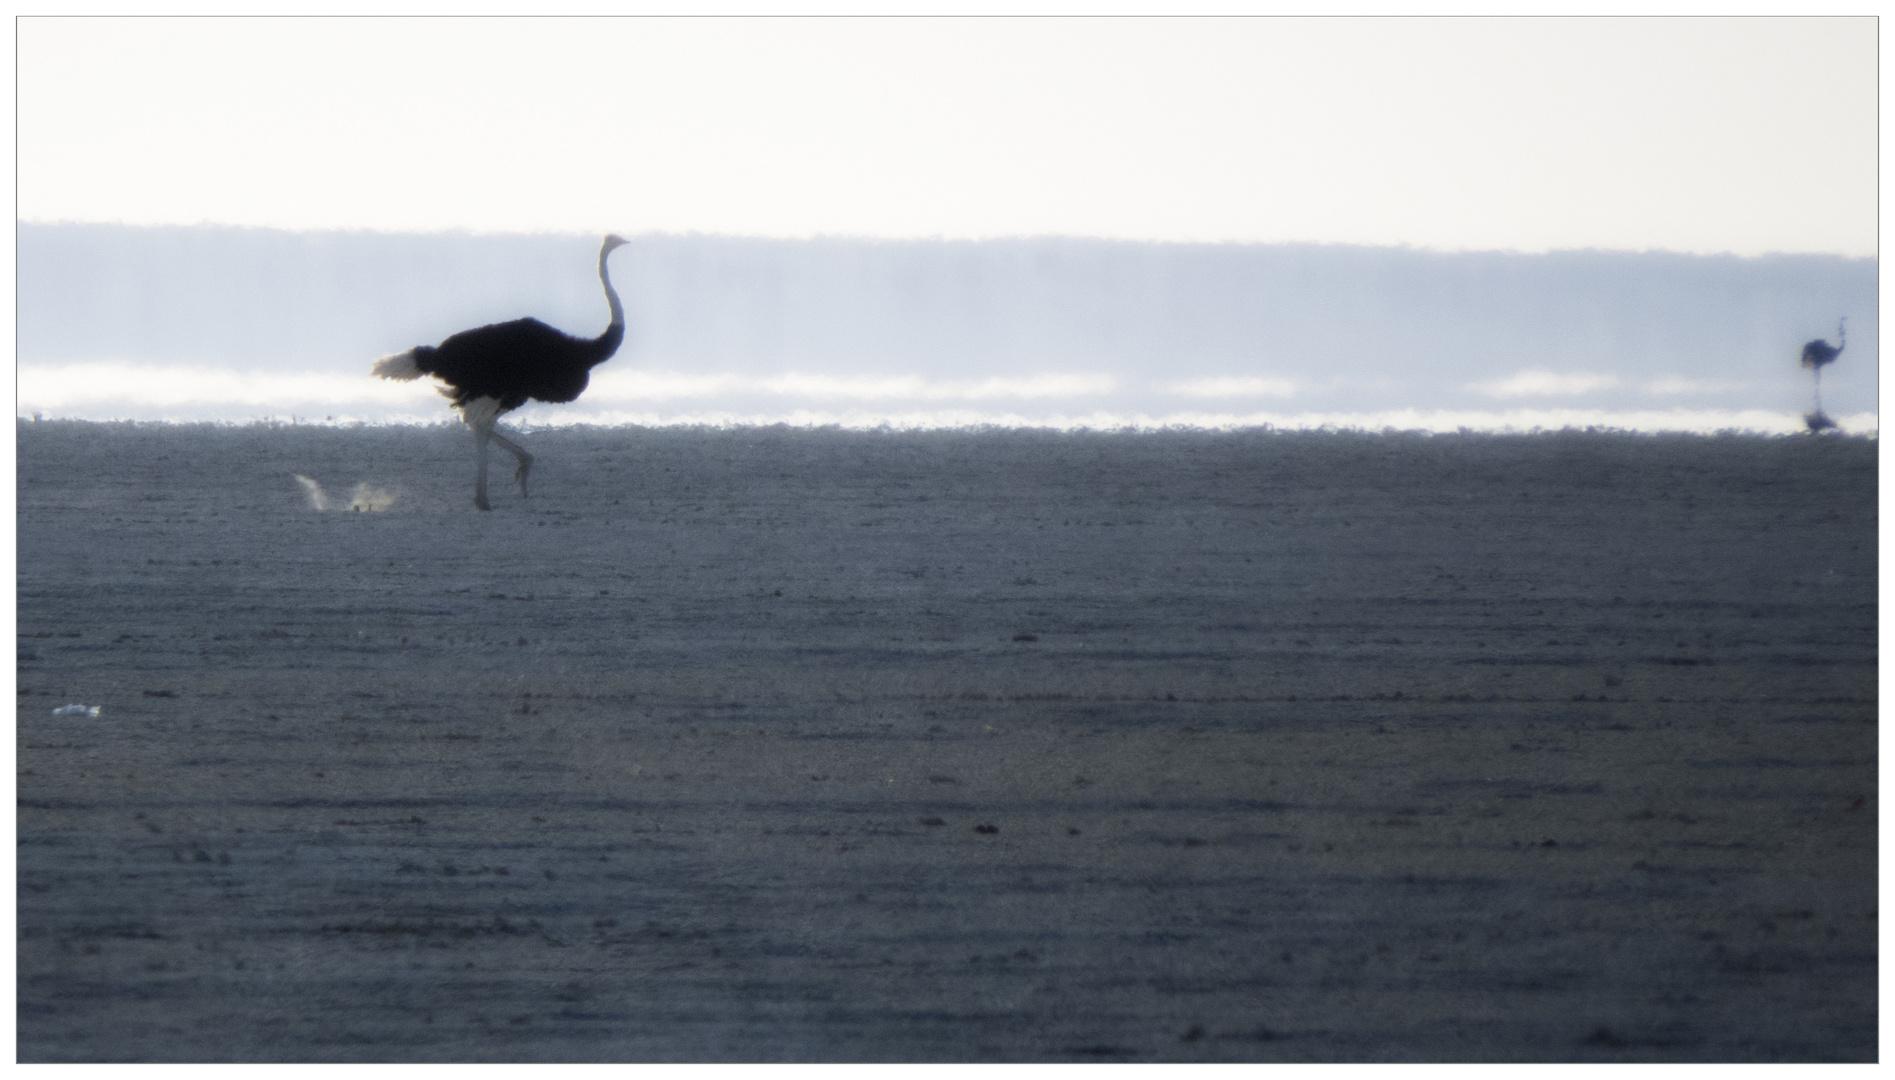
[15,422,1877,1061]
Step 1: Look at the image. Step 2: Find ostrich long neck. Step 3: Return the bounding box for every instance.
[591,244,626,365]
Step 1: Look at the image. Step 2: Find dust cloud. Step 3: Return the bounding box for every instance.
[294,473,397,512]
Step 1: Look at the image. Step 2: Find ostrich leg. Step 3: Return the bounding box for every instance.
[472,425,494,511]
[490,430,535,497]
[461,396,505,511]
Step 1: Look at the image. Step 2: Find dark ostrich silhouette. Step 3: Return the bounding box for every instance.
[1800,317,1845,432]
[374,234,629,509]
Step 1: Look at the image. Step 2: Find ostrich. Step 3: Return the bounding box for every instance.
[373,234,630,509]
[1800,317,1845,432]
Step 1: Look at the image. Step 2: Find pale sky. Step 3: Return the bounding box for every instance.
[16,16,1879,256]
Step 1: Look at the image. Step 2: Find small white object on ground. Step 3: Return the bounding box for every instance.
[51,704,101,717]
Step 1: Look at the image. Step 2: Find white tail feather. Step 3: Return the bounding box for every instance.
[371,349,423,381]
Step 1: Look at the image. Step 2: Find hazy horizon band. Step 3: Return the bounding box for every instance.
[20,226,1872,437]
[16,360,1873,437]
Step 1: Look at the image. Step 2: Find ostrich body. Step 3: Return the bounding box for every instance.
[373,234,629,509]
[1800,317,1846,431]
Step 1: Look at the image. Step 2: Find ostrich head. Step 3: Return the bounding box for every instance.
[602,234,629,254]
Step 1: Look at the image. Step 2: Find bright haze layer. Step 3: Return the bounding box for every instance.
[15,16,1878,433]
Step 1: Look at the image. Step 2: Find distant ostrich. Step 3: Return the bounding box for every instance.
[373,234,630,509]
[1800,317,1845,432]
